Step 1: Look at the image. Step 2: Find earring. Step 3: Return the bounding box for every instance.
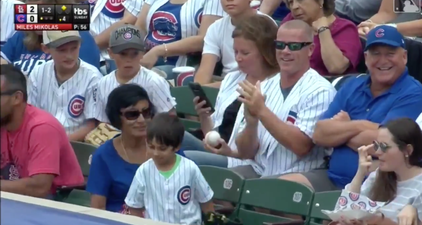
[405,155,409,157]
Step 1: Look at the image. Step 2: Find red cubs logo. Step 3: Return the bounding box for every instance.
[358,202,367,209]
[194,9,203,28]
[150,11,178,42]
[68,95,85,118]
[351,203,361,210]
[368,200,378,207]
[337,196,348,206]
[375,28,385,38]
[176,71,194,86]
[177,185,191,205]
[105,0,125,14]
[349,192,360,201]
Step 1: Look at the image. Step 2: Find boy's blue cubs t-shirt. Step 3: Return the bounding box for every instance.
[86,138,186,213]
[0,31,100,76]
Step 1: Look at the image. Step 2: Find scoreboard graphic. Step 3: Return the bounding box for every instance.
[14,4,90,31]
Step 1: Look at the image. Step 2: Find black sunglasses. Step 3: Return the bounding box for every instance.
[0,89,22,96]
[274,41,312,51]
[122,109,152,121]
[373,140,392,153]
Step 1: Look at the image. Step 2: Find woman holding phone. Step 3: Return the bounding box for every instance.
[183,14,279,167]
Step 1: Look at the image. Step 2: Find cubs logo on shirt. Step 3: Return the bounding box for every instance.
[194,9,203,28]
[102,0,125,18]
[177,185,191,205]
[176,71,194,86]
[68,95,85,118]
[150,11,178,42]
[286,110,297,125]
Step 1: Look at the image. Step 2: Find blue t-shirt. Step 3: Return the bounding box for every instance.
[323,71,422,188]
[86,137,185,212]
[145,2,183,66]
[272,3,290,21]
[0,31,100,76]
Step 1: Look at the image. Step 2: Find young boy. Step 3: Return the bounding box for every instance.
[125,113,214,224]
[27,31,101,141]
[94,24,176,124]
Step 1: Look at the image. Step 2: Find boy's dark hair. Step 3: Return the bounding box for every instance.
[146,113,185,149]
[1,64,28,101]
[106,84,155,130]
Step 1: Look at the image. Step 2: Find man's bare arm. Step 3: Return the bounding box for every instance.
[1,174,55,198]
[194,54,219,85]
[313,120,371,147]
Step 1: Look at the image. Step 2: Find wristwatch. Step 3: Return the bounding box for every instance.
[317,26,330,34]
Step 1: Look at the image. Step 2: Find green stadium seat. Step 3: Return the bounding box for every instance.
[238,179,314,225]
[200,166,245,217]
[308,191,341,225]
[70,141,97,178]
[62,189,91,207]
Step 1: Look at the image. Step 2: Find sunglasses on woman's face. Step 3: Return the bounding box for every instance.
[122,109,151,121]
[373,140,392,153]
[274,41,312,51]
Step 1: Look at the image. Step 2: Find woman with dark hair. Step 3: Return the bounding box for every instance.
[86,84,184,214]
[340,118,422,225]
[281,0,362,76]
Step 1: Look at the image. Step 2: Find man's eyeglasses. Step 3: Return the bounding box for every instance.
[122,109,152,121]
[274,41,312,51]
[0,89,21,96]
[373,140,392,153]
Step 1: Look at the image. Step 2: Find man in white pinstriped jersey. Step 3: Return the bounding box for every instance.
[204,19,336,178]
[88,0,143,71]
[27,31,102,142]
[1,0,24,46]
[94,24,176,124]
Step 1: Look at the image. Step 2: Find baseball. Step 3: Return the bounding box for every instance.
[205,131,221,147]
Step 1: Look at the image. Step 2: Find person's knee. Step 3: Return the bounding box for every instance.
[278,173,314,190]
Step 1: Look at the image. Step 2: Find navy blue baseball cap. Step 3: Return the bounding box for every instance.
[364,25,405,51]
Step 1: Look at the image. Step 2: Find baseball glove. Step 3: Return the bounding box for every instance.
[85,123,120,147]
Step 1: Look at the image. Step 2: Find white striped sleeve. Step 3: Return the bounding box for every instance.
[417,113,422,130]
[122,0,145,17]
[192,164,214,203]
[203,0,225,16]
[85,75,101,120]
[94,84,110,123]
[27,65,42,107]
[125,166,146,209]
[148,73,176,113]
[296,85,336,138]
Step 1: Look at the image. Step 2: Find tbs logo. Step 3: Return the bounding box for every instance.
[74,7,88,15]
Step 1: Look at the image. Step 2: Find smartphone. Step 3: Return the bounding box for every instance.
[188,82,215,113]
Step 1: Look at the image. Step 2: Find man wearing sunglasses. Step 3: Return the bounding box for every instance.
[308,25,422,191]
[0,65,84,198]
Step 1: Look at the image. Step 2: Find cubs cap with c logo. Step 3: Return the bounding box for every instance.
[109,24,145,54]
[364,25,406,51]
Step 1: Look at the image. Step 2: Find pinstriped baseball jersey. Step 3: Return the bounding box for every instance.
[255,69,336,176]
[140,0,224,67]
[90,0,144,60]
[27,60,102,134]
[417,113,422,129]
[125,157,213,224]
[1,0,23,46]
[95,67,176,123]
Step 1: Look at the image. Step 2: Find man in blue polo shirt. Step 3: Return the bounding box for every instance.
[278,25,422,191]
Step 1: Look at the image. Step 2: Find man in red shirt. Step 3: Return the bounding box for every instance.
[0,64,84,198]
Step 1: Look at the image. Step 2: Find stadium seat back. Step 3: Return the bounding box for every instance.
[309,191,341,225]
[63,189,91,207]
[356,38,368,74]
[70,141,97,177]
[238,179,314,225]
[200,166,245,203]
[404,38,422,83]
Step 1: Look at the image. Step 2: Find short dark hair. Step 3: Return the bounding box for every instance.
[0,64,28,101]
[320,0,335,16]
[105,84,155,130]
[146,113,185,149]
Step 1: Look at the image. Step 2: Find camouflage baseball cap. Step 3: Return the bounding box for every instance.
[109,24,145,54]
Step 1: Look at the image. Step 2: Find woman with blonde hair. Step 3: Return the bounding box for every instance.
[0,0,100,76]
[184,14,279,167]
